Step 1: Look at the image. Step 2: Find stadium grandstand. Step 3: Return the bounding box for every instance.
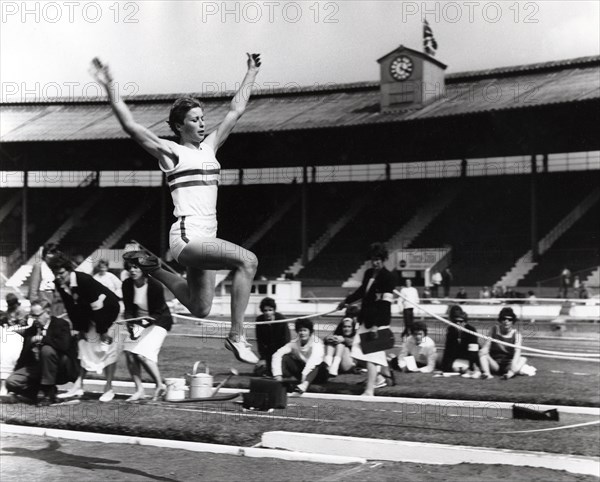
[1,46,599,303]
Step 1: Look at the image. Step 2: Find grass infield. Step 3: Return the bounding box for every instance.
[1,327,598,460]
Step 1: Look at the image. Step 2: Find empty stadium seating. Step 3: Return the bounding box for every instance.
[409,173,599,287]
[2,172,598,290]
[520,200,600,287]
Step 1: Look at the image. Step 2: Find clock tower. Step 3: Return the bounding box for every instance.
[377,45,447,112]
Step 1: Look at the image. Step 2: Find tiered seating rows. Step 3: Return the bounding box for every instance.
[2,173,597,287]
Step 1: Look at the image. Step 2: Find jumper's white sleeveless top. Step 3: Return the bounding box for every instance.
[160,139,220,220]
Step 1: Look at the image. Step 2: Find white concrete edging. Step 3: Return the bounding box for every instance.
[261,431,600,476]
[0,424,365,465]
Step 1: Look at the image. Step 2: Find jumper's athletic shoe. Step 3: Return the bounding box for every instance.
[123,251,161,274]
[138,255,161,274]
[225,337,259,364]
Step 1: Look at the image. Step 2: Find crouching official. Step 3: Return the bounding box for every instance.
[5,299,78,405]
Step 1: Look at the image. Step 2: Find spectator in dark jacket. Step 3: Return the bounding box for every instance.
[254,297,290,377]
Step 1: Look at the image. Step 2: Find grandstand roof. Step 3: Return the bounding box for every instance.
[1,55,599,143]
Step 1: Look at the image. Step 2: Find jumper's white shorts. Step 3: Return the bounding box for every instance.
[124,325,168,364]
[169,215,217,262]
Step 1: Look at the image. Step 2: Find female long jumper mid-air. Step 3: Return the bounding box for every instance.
[90,54,262,364]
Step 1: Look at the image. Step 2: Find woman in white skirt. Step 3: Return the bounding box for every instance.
[338,243,396,396]
[122,261,173,401]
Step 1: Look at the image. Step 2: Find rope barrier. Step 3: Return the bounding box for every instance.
[526,353,600,363]
[497,420,600,434]
[394,289,600,358]
[172,307,343,326]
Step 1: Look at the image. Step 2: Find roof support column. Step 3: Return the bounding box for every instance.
[530,155,539,262]
[21,169,28,260]
[301,164,308,266]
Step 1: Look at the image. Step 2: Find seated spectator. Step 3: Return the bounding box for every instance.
[122,262,173,401]
[323,314,357,377]
[4,294,27,328]
[5,299,78,405]
[479,307,534,380]
[395,321,437,373]
[440,306,481,378]
[93,259,123,298]
[479,286,491,299]
[456,288,467,300]
[254,297,290,377]
[272,319,328,396]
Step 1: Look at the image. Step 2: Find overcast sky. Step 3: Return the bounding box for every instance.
[1,1,599,101]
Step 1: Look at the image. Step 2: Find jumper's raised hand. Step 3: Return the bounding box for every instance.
[247,52,262,70]
[90,57,114,87]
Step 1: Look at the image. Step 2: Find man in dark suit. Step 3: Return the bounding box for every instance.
[5,299,78,405]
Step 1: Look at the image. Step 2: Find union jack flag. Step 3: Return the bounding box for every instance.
[423,19,438,56]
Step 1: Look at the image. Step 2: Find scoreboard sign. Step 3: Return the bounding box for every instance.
[394,248,450,271]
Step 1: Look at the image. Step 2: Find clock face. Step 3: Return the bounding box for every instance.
[389,55,414,81]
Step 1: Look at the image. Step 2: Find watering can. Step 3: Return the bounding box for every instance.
[187,361,214,399]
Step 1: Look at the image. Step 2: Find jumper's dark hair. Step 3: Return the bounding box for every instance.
[295,318,314,334]
[167,97,204,136]
[47,253,74,272]
[369,242,388,261]
[411,321,428,336]
[259,297,276,311]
